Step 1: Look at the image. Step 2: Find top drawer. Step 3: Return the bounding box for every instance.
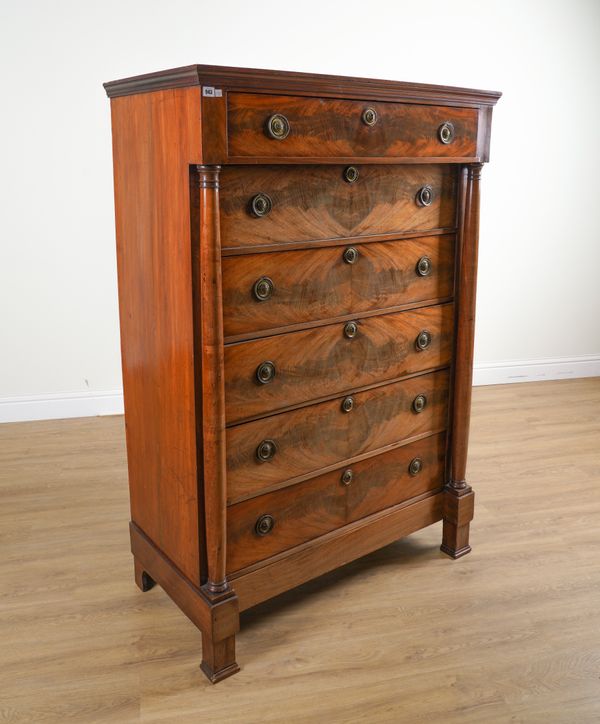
[227,93,478,159]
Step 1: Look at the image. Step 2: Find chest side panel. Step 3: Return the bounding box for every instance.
[110,87,203,585]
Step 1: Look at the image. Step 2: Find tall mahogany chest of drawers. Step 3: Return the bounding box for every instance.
[104,65,500,682]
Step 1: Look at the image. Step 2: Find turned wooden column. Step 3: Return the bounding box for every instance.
[196,165,229,594]
[194,165,240,682]
[441,162,483,558]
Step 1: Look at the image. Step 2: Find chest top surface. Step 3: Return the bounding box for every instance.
[104,63,501,106]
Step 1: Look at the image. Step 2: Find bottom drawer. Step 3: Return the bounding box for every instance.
[226,432,446,573]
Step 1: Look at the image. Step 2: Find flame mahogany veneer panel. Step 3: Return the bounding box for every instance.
[226,369,450,503]
[225,304,453,422]
[227,433,446,572]
[227,93,478,158]
[219,164,457,249]
[222,235,455,337]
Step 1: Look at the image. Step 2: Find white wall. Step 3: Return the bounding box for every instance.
[1,0,599,422]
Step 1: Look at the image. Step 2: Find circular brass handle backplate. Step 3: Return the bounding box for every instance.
[256,361,276,385]
[343,246,359,265]
[341,469,354,486]
[438,121,455,144]
[416,185,434,207]
[250,193,273,217]
[344,166,359,183]
[362,107,378,126]
[255,514,274,536]
[344,321,358,339]
[256,439,277,462]
[341,396,355,413]
[253,276,274,301]
[412,394,427,414]
[416,256,432,277]
[415,330,432,351]
[409,457,423,476]
[266,114,290,140]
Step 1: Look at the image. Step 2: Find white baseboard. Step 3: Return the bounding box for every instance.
[1,356,598,423]
[0,390,124,424]
[473,355,600,386]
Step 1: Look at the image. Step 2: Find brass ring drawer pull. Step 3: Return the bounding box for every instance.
[344,166,359,183]
[341,396,354,413]
[253,276,274,301]
[266,114,290,140]
[362,107,378,126]
[412,394,427,414]
[343,246,359,264]
[416,185,433,207]
[344,321,358,339]
[408,457,423,476]
[255,514,274,536]
[438,121,455,144]
[415,330,432,351]
[256,361,276,385]
[256,439,277,462]
[250,193,272,217]
[416,256,432,277]
[341,469,354,486]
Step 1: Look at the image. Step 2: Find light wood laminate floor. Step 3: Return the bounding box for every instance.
[1,378,599,723]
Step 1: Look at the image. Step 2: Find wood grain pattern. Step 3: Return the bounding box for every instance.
[200,632,239,683]
[227,433,446,572]
[131,521,241,682]
[222,235,455,337]
[231,493,445,608]
[200,93,227,165]
[227,93,478,158]
[129,523,239,642]
[109,87,203,585]
[225,303,453,422]
[219,164,457,250]
[227,369,450,503]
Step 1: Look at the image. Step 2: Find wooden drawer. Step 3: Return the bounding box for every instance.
[222,235,454,338]
[227,93,478,159]
[225,303,453,422]
[227,432,446,572]
[220,165,457,251]
[227,369,449,504]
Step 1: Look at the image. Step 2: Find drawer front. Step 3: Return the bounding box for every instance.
[220,165,457,250]
[222,235,455,338]
[225,303,453,422]
[227,93,478,159]
[227,432,446,572]
[227,369,449,504]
